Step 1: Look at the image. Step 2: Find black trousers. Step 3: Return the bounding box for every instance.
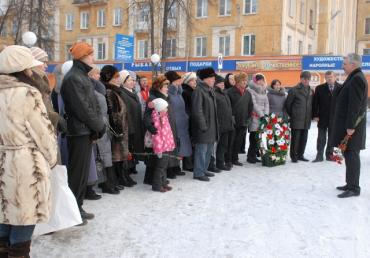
[67,135,92,208]
[182,155,194,171]
[152,154,169,191]
[247,131,258,160]
[216,131,229,167]
[225,130,235,164]
[290,129,308,160]
[316,127,333,159]
[344,150,361,191]
[232,127,247,162]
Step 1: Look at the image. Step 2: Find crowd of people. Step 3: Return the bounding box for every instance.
[0,41,367,257]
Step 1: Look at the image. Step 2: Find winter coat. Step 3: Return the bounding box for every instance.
[60,60,105,137]
[248,81,269,132]
[285,83,314,130]
[92,79,113,167]
[191,81,218,144]
[214,86,234,133]
[182,83,195,138]
[267,86,287,119]
[312,82,342,129]
[226,86,244,110]
[119,87,144,153]
[168,84,192,157]
[151,111,176,154]
[0,75,57,225]
[330,68,368,150]
[106,83,129,162]
[228,87,253,128]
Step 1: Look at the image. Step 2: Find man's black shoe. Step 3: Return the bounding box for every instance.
[80,209,95,220]
[298,157,309,162]
[291,158,298,163]
[312,158,323,162]
[85,191,102,200]
[194,176,210,182]
[205,172,215,177]
[337,190,360,198]
[247,158,256,164]
[175,171,186,176]
[232,161,243,166]
[336,185,350,191]
[208,167,221,173]
[217,164,231,171]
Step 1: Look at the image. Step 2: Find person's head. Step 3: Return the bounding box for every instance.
[69,42,94,66]
[30,47,48,72]
[215,75,225,90]
[152,75,170,96]
[197,67,216,87]
[165,70,182,86]
[300,71,311,87]
[120,70,135,89]
[152,98,169,114]
[324,71,336,85]
[271,79,282,90]
[139,76,149,89]
[234,72,248,89]
[0,45,43,77]
[88,65,101,81]
[100,65,120,86]
[342,53,362,75]
[225,73,236,88]
[254,73,266,87]
[182,72,197,89]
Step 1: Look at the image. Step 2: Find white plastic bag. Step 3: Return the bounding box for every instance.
[34,165,82,236]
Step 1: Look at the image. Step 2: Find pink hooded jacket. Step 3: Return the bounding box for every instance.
[151,110,176,154]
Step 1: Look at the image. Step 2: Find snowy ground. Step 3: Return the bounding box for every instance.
[31,115,370,258]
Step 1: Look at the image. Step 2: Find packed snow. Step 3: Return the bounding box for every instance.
[31,115,370,258]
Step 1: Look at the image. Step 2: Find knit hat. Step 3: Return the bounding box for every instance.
[100,65,119,83]
[61,60,73,75]
[30,47,48,62]
[182,72,197,84]
[215,74,225,85]
[0,45,43,74]
[234,72,248,84]
[197,67,216,80]
[119,70,131,84]
[152,98,168,112]
[69,42,94,60]
[165,71,181,83]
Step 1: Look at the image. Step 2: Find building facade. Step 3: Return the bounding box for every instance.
[356,0,370,55]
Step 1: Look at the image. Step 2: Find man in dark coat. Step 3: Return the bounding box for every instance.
[330,54,368,198]
[192,67,218,181]
[61,42,105,223]
[312,71,342,162]
[285,71,314,162]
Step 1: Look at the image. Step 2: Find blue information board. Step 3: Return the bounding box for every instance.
[115,34,134,63]
[362,56,370,70]
[302,56,343,70]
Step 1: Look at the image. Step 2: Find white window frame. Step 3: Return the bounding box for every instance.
[244,0,257,15]
[196,0,208,18]
[289,0,295,18]
[299,1,305,24]
[242,34,255,56]
[65,13,73,31]
[97,9,106,28]
[287,35,292,55]
[166,38,177,58]
[195,36,207,57]
[219,0,231,16]
[218,35,230,56]
[80,11,89,29]
[97,42,106,60]
[365,17,370,35]
[113,7,122,26]
[137,40,148,59]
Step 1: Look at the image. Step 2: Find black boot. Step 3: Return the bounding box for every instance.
[167,167,177,179]
[124,169,137,186]
[85,185,102,200]
[8,240,31,258]
[101,183,120,194]
[0,237,8,258]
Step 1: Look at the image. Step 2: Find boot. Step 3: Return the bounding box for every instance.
[124,169,137,186]
[101,183,120,194]
[0,237,8,258]
[8,240,31,258]
[85,185,102,200]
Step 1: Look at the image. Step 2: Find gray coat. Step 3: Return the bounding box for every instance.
[248,81,269,132]
[267,87,288,119]
[285,83,314,130]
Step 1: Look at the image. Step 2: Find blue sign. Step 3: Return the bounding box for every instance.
[302,56,343,70]
[188,60,236,71]
[124,62,153,71]
[115,34,134,63]
[362,56,370,70]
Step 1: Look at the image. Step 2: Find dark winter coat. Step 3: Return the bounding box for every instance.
[226,86,244,110]
[330,68,368,150]
[214,86,234,133]
[285,83,314,130]
[267,86,287,119]
[119,87,144,153]
[312,81,342,128]
[60,60,105,137]
[182,83,195,139]
[191,81,218,144]
[168,85,192,157]
[227,86,253,128]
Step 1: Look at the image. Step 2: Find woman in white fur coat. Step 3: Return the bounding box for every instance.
[0,45,57,257]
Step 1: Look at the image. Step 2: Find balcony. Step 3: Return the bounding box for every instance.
[72,0,108,6]
[167,19,177,31]
[135,21,149,32]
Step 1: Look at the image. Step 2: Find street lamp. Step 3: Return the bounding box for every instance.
[22,31,37,47]
[150,53,161,78]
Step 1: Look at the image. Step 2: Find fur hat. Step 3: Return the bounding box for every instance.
[215,74,225,85]
[234,72,248,84]
[30,47,48,62]
[100,65,119,83]
[0,45,43,74]
[69,42,94,60]
[197,67,216,80]
[152,98,168,112]
[165,71,181,83]
[182,72,197,84]
[119,70,131,84]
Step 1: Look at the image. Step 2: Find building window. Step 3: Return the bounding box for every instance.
[113,8,123,26]
[97,9,106,27]
[166,39,177,57]
[244,0,257,14]
[138,4,150,23]
[299,1,305,24]
[309,9,314,29]
[65,14,74,31]
[365,18,370,35]
[218,35,230,56]
[167,4,177,29]
[138,40,148,59]
[195,37,207,57]
[196,0,208,18]
[298,40,303,55]
[219,0,231,16]
[287,35,292,55]
[288,0,295,17]
[66,44,72,60]
[364,48,370,55]
[97,42,106,60]
[308,44,312,54]
[242,34,255,55]
[80,12,89,29]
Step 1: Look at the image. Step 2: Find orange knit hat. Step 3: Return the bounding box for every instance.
[69,42,94,60]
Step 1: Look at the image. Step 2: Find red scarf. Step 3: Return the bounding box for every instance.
[141,88,150,102]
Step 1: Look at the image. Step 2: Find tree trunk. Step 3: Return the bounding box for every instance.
[29,0,34,31]
[14,0,26,44]
[37,0,43,47]
[160,0,171,73]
